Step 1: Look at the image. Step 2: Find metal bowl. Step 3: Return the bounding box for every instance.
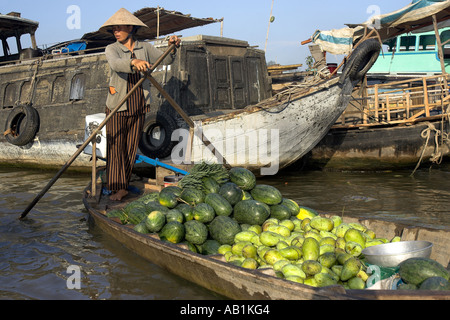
[362,241,433,267]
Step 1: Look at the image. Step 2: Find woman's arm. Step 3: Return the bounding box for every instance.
[105,44,134,74]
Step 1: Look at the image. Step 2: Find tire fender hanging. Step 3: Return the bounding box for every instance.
[340,39,381,85]
[139,112,178,159]
[4,105,40,146]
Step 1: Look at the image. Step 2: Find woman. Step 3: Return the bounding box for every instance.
[100,8,180,201]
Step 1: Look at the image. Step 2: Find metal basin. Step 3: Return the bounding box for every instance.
[362,241,433,267]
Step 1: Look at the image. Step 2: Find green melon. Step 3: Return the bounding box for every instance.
[184,220,209,245]
[193,203,216,223]
[134,221,149,234]
[219,182,243,206]
[159,221,185,244]
[166,209,185,224]
[281,198,301,216]
[197,239,221,255]
[202,177,221,194]
[399,257,449,286]
[145,210,166,233]
[269,204,292,220]
[233,200,270,226]
[250,184,283,205]
[176,203,194,222]
[208,216,242,245]
[204,193,233,217]
[180,188,205,206]
[229,167,256,191]
[419,277,450,291]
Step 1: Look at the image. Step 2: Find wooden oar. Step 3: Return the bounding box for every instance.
[19,44,176,220]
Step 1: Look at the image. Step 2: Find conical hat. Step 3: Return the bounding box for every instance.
[99,8,148,32]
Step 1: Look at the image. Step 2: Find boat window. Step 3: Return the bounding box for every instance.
[399,36,416,52]
[70,74,85,101]
[441,30,450,59]
[419,35,436,51]
[382,38,397,52]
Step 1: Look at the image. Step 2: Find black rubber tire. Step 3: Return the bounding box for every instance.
[139,112,178,159]
[340,39,381,84]
[4,105,40,146]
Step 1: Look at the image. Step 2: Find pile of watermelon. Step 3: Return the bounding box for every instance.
[106,163,450,290]
[107,164,294,255]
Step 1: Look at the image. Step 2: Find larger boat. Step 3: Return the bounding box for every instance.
[0,8,379,175]
[304,0,450,171]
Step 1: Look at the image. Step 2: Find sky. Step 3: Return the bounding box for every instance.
[2,0,413,68]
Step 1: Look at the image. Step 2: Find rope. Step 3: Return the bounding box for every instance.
[410,120,449,176]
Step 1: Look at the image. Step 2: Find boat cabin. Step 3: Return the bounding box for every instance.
[369,27,450,77]
[0,12,40,64]
[0,8,273,166]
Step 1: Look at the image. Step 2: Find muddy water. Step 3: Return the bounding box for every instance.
[0,163,449,300]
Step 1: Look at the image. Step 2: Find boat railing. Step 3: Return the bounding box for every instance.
[0,45,108,68]
[334,74,450,128]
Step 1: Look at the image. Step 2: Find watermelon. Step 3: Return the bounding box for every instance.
[161,186,182,197]
[270,204,292,220]
[193,203,216,223]
[202,177,220,194]
[399,258,449,286]
[134,221,149,234]
[204,193,233,217]
[180,188,205,206]
[137,192,160,204]
[419,277,450,291]
[159,186,181,207]
[145,211,166,233]
[219,182,243,206]
[159,190,179,209]
[208,216,242,245]
[180,241,198,253]
[242,191,253,200]
[126,205,149,225]
[233,200,271,226]
[166,209,185,223]
[146,201,170,213]
[159,221,185,244]
[107,209,128,224]
[197,239,221,255]
[250,184,283,205]
[281,198,301,216]
[229,167,256,191]
[184,220,209,245]
[176,203,194,221]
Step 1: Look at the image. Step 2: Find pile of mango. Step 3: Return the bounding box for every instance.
[218,210,400,289]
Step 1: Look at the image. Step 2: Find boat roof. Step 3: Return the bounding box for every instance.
[310,0,450,55]
[82,7,222,42]
[0,12,39,39]
[348,0,450,41]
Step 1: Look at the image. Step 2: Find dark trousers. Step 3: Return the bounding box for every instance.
[105,111,145,192]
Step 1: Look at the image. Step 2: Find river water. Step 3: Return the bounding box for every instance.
[1,163,449,300]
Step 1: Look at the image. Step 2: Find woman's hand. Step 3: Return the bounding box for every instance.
[168,35,181,47]
[131,59,152,72]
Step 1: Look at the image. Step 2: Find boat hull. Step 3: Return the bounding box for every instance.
[186,78,353,174]
[307,119,450,171]
[83,181,450,300]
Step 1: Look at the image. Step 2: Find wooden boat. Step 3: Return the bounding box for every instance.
[306,74,450,171]
[0,9,223,169]
[0,5,383,174]
[301,0,450,171]
[83,174,450,300]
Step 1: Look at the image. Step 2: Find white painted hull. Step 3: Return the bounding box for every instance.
[0,138,104,169]
[183,78,352,174]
